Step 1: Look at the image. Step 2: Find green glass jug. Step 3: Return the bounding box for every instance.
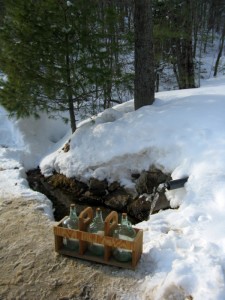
[62,204,79,250]
[87,208,104,256]
[113,213,136,262]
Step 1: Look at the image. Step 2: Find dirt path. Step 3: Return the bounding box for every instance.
[0,198,142,300]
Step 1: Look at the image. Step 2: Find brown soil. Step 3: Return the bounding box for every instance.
[0,198,141,300]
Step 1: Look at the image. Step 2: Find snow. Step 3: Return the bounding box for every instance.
[1,75,225,299]
[0,107,69,219]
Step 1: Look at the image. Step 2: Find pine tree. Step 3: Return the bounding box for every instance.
[0,0,133,132]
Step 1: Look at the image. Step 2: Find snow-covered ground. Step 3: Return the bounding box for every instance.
[1,75,225,299]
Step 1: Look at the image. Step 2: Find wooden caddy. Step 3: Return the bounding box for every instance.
[53,207,143,270]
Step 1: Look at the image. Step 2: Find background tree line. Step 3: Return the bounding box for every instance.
[0,0,224,133]
[153,0,225,90]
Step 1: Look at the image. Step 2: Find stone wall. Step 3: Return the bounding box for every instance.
[27,167,171,222]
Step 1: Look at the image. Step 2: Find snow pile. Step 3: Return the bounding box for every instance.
[41,77,225,194]
[0,107,69,218]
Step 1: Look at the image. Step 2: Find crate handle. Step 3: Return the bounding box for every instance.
[79,206,93,231]
[104,211,118,236]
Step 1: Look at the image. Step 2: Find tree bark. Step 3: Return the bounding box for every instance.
[64,13,76,133]
[66,48,77,133]
[134,0,154,110]
[214,24,225,77]
[171,0,196,89]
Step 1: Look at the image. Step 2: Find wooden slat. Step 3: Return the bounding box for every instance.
[54,226,143,250]
[78,207,93,255]
[132,229,143,268]
[58,248,137,270]
[54,235,63,252]
[104,211,118,261]
[54,227,135,250]
[78,207,93,231]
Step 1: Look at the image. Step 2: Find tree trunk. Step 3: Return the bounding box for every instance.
[214,24,225,77]
[134,0,154,110]
[64,15,76,133]
[172,0,196,89]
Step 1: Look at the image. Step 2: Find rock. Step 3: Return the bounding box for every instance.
[128,191,170,221]
[127,195,151,221]
[135,168,171,194]
[108,181,120,192]
[48,173,88,195]
[153,191,170,212]
[104,189,131,211]
[89,178,108,196]
[79,191,103,206]
[26,167,172,223]
[62,139,71,152]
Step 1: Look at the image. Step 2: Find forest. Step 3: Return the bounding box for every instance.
[0,0,224,132]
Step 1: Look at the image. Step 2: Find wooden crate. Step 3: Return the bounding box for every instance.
[53,207,143,270]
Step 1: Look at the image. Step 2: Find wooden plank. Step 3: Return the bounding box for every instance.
[104,211,118,261]
[54,235,63,252]
[78,207,93,255]
[58,248,136,270]
[54,227,136,250]
[78,207,93,231]
[132,229,143,268]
